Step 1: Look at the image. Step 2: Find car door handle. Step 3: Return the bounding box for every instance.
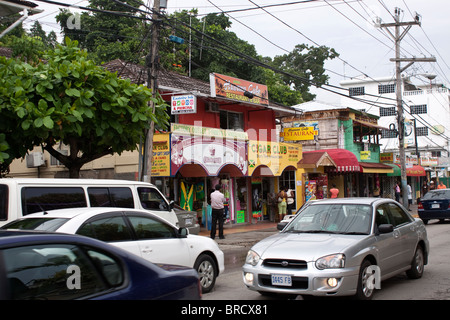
[142,248,153,254]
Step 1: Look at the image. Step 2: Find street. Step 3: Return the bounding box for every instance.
[203,220,450,300]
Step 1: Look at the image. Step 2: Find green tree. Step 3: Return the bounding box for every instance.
[0,38,169,178]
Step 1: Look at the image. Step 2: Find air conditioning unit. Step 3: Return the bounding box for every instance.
[206,101,220,113]
[26,152,45,168]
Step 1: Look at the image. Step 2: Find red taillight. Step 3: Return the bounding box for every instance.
[418,202,423,209]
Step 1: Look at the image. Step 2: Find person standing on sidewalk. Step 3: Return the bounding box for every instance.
[329,184,339,198]
[286,187,295,215]
[210,184,226,240]
[407,183,413,211]
[277,187,287,222]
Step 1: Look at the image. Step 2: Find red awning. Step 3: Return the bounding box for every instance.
[395,164,426,177]
[307,149,360,173]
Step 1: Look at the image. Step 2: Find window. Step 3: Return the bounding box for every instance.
[88,187,134,208]
[349,87,365,96]
[415,127,428,136]
[380,107,396,117]
[4,244,112,300]
[378,84,395,94]
[21,187,87,216]
[381,129,397,139]
[128,215,176,239]
[220,110,243,130]
[387,203,412,226]
[410,104,427,114]
[0,185,8,221]
[77,215,133,242]
[137,187,169,211]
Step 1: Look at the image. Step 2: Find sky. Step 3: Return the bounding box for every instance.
[24,0,450,104]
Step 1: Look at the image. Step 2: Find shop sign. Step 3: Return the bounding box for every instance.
[170,134,247,176]
[380,152,393,163]
[171,95,197,114]
[210,73,269,106]
[248,140,301,176]
[281,126,318,141]
[360,151,371,160]
[151,133,171,176]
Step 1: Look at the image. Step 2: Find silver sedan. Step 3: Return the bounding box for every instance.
[242,198,429,299]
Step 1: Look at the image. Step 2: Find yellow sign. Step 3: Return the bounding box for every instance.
[248,140,301,176]
[281,127,318,141]
[360,151,371,160]
[151,133,170,176]
[380,152,393,163]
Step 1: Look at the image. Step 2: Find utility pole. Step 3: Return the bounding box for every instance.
[142,0,162,182]
[379,8,435,207]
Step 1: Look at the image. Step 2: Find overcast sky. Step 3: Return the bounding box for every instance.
[26,0,450,104]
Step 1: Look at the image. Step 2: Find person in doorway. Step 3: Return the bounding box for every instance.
[277,187,287,222]
[286,187,295,215]
[329,184,339,198]
[437,181,447,189]
[407,184,413,211]
[421,180,429,198]
[394,182,401,203]
[210,184,226,240]
[430,180,436,190]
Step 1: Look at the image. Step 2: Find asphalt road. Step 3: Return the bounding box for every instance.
[203,219,450,300]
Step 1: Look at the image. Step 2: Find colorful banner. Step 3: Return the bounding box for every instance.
[210,73,269,106]
[171,95,197,114]
[248,140,301,176]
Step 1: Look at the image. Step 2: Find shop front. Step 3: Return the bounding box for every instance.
[385,163,426,201]
[248,140,302,221]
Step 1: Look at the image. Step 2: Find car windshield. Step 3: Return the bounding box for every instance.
[1,218,69,232]
[422,190,450,200]
[284,204,372,235]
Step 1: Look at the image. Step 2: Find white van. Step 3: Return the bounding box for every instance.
[0,178,199,234]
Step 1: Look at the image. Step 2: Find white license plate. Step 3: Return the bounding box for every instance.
[271,274,292,286]
[432,204,440,209]
[185,218,193,226]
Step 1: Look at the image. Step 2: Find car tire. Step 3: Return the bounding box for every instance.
[406,246,424,279]
[355,260,376,300]
[194,254,217,293]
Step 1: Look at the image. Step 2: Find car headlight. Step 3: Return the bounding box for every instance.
[245,250,261,266]
[315,254,345,270]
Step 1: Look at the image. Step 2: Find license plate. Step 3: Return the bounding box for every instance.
[185,218,193,226]
[432,203,440,209]
[271,274,292,287]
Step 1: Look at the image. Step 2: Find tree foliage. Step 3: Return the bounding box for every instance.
[0,38,169,177]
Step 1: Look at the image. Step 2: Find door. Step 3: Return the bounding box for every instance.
[386,203,418,268]
[126,213,191,266]
[374,204,405,277]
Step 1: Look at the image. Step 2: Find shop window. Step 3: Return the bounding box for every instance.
[220,110,243,131]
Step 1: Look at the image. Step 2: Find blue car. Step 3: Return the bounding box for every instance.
[0,230,201,300]
[418,189,450,224]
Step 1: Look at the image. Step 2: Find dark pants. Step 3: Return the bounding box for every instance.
[210,208,224,239]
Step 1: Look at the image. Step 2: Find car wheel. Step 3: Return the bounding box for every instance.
[355,260,376,300]
[194,254,217,293]
[406,246,424,279]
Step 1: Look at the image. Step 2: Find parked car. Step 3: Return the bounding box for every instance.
[2,207,224,293]
[418,188,450,224]
[173,204,200,235]
[0,178,199,234]
[0,230,201,300]
[243,198,429,300]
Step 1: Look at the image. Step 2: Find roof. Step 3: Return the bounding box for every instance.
[0,0,41,16]
[292,100,379,119]
[102,59,298,117]
[298,151,336,169]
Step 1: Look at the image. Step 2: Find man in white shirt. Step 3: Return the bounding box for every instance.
[210,184,226,239]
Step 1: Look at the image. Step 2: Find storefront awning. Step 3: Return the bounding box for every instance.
[298,151,336,169]
[308,149,360,173]
[386,163,426,177]
[359,162,394,174]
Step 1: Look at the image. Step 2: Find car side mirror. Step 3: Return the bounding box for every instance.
[378,224,394,234]
[178,227,188,238]
[169,200,175,210]
[277,222,287,231]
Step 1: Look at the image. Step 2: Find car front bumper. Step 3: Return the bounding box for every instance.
[242,262,360,297]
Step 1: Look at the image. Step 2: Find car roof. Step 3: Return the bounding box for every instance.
[22,207,153,220]
[0,177,157,187]
[307,197,391,206]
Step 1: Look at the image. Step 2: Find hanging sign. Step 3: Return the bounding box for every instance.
[171,95,197,114]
